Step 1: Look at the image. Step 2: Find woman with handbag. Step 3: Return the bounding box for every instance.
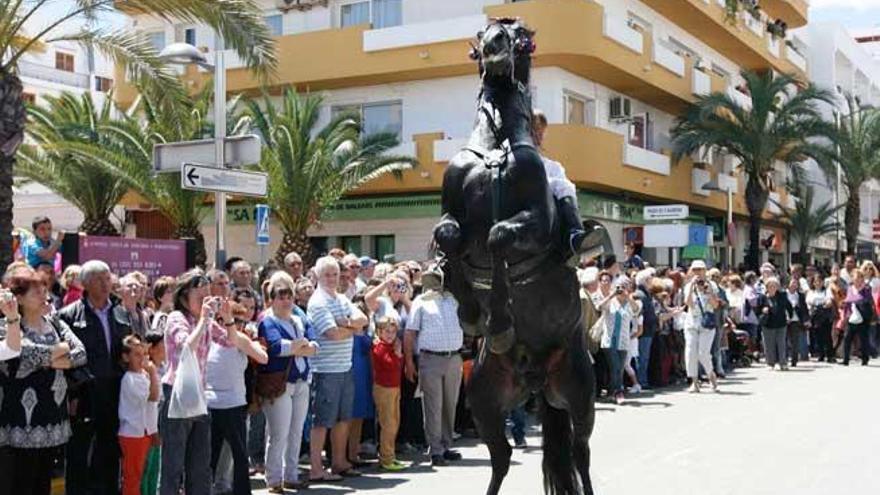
[0,269,86,494]
[843,269,874,366]
[258,271,319,493]
[683,260,720,393]
[160,270,240,495]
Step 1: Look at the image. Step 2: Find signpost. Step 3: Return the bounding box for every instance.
[644,204,689,221]
[153,135,262,173]
[256,204,270,266]
[180,163,268,197]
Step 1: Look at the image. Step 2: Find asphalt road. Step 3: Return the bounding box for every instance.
[251,360,880,494]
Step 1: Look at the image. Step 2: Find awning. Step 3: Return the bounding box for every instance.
[682,245,711,260]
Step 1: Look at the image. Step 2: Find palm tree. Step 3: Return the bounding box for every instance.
[0,0,277,269]
[772,182,842,264]
[242,90,418,264]
[63,84,246,266]
[817,93,880,255]
[671,70,834,270]
[17,92,128,235]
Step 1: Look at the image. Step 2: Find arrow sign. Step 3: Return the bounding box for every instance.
[181,163,268,197]
[154,135,262,173]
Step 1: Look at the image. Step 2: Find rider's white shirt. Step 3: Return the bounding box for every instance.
[542,156,577,200]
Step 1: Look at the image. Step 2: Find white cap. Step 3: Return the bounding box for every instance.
[690,259,707,270]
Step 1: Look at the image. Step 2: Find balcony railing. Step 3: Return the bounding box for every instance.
[603,15,643,54]
[786,47,807,71]
[623,144,671,175]
[767,37,781,58]
[727,86,752,110]
[653,43,685,77]
[18,60,90,88]
[363,14,486,52]
[692,69,711,96]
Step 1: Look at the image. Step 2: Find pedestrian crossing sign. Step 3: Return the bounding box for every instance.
[256,204,270,245]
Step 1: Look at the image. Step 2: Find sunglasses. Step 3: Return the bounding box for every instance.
[234,319,249,327]
[273,289,294,299]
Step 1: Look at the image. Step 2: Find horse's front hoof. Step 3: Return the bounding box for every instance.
[488,328,515,354]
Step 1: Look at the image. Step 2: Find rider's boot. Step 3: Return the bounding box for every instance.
[558,196,607,261]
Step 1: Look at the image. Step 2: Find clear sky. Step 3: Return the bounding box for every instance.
[810,0,880,32]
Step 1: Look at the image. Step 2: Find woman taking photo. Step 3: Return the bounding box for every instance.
[807,274,835,363]
[683,260,719,393]
[258,271,319,493]
[160,270,239,495]
[843,269,874,366]
[596,274,640,404]
[0,270,86,494]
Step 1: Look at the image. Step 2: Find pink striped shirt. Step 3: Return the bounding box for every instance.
[161,310,231,387]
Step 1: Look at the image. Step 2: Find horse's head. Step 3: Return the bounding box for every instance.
[471,18,535,88]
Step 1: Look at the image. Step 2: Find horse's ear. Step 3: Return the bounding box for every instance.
[468,41,481,61]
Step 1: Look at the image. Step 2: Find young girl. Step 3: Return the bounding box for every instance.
[371,316,408,471]
[118,334,160,495]
[141,332,166,495]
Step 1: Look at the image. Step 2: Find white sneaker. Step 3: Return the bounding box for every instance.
[688,382,700,393]
[709,373,718,392]
[629,384,642,394]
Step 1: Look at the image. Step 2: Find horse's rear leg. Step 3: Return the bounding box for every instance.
[469,352,515,495]
[541,397,578,495]
[572,418,594,495]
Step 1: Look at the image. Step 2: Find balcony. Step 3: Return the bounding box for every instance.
[18,60,90,88]
[727,86,753,111]
[624,143,671,175]
[639,0,807,78]
[759,0,809,28]
[115,0,726,114]
[786,47,807,72]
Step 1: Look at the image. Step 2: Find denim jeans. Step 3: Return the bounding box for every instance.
[508,406,527,444]
[636,336,653,386]
[159,384,212,495]
[603,348,627,394]
[248,410,266,466]
[209,406,250,495]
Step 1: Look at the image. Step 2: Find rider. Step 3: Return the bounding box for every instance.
[531,109,590,256]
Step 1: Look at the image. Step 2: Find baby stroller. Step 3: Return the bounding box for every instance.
[727,327,753,368]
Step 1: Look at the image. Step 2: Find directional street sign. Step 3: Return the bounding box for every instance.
[255,204,270,245]
[154,135,262,173]
[644,204,689,221]
[181,163,268,197]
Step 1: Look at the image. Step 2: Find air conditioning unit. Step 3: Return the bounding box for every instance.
[609,96,632,121]
[277,0,328,12]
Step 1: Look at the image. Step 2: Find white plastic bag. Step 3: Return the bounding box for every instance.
[849,305,864,325]
[167,345,207,419]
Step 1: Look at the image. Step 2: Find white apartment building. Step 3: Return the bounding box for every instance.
[801,22,880,261]
[11,12,117,235]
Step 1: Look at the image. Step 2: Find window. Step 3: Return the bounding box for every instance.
[55,52,75,72]
[341,236,362,256]
[628,113,653,150]
[372,0,402,29]
[332,101,403,139]
[341,1,370,27]
[340,0,402,29]
[22,93,35,104]
[265,14,283,36]
[184,27,197,46]
[146,31,165,52]
[373,235,395,262]
[94,76,113,93]
[564,92,596,126]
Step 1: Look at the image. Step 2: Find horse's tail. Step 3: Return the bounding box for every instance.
[541,397,578,495]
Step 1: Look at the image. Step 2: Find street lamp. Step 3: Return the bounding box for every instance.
[159,40,228,269]
[703,179,733,270]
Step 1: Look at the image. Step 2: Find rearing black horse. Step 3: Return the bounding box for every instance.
[433,19,597,495]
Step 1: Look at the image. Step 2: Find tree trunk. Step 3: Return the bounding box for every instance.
[744,177,769,271]
[798,243,810,266]
[844,192,860,256]
[275,230,314,267]
[79,216,120,236]
[0,70,26,274]
[173,224,207,269]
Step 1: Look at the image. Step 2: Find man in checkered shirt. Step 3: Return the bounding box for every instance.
[404,265,464,467]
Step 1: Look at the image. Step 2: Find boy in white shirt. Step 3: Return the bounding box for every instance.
[118,335,160,495]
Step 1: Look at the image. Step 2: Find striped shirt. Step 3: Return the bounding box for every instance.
[307,288,356,374]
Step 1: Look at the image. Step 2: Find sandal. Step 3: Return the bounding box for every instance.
[309,472,343,483]
[335,468,363,478]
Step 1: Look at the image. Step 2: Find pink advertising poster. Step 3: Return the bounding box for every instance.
[79,236,186,279]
